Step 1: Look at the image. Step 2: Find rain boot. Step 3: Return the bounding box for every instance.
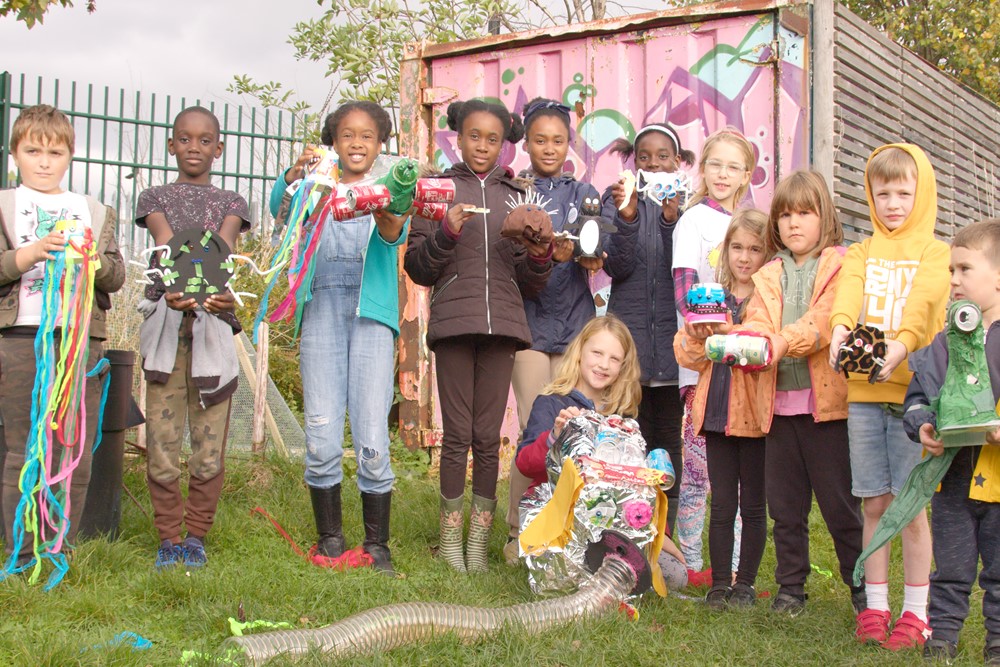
[361,491,395,576]
[465,494,497,573]
[439,494,466,572]
[309,484,345,558]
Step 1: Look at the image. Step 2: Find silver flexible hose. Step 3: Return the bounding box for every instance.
[224,554,638,665]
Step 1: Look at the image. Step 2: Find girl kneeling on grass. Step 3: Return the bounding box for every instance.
[514,315,686,567]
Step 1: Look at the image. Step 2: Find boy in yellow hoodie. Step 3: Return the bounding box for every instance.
[829,144,950,650]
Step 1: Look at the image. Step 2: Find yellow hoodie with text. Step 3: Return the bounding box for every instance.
[829,144,951,404]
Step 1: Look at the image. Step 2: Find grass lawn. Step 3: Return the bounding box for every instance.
[0,440,988,666]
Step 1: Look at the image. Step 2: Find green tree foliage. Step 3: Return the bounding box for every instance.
[843,0,999,104]
[230,0,652,140]
[0,0,95,27]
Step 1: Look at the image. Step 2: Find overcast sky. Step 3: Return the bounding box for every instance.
[0,0,335,111]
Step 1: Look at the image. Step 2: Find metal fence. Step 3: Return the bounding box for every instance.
[0,71,303,255]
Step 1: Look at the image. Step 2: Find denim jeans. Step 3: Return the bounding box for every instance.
[300,216,395,493]
[847,402,920,497]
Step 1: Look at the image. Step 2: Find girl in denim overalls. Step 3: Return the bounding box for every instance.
[269,102,408,576]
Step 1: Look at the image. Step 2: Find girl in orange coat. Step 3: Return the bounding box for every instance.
[740,171,864,616]
[674,208,770,609]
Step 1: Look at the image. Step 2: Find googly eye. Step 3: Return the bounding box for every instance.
[952,302,981,332]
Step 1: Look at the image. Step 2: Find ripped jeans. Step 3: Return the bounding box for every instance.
[299,219,395,493]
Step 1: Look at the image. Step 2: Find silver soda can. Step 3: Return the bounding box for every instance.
[705,334,770,368]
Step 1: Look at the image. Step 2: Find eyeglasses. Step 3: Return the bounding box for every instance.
[704,160,747,177]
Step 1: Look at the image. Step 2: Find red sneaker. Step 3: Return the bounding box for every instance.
[855,608,891,644]
[882,611,931,651]
[686,568,714,588]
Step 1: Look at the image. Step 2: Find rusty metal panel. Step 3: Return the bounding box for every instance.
[397,4,813,464]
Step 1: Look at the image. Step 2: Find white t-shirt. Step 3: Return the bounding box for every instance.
[671,200,732,387]
[13,185,92,326]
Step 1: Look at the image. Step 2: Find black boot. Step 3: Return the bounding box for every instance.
[361,491,395,576]
[309,485,345,558]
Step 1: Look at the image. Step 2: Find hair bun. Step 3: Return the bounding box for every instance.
[507,113,525,143]
[446,102,465,132]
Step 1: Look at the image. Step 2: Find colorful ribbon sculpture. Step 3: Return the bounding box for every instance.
[253,155,420,342]
[2,221,111,590]
[253,178,334,340]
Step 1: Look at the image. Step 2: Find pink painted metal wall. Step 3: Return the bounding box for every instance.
[398,4,812,470]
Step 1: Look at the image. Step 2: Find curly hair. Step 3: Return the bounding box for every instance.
[321,101,393,145]
[522,97,570,134]
[446,99,524,143]
[610,122,695,166]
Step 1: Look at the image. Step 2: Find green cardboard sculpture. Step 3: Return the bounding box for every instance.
[854,300,1000,585]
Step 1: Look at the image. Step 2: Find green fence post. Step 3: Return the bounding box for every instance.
[0,71,9,189]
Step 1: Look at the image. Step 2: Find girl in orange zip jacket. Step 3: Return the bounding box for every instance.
[738,170,864,616]
[673,207,770,608]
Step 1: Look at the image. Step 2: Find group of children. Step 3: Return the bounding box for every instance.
[0,97,997,663]
[470,101,996,661]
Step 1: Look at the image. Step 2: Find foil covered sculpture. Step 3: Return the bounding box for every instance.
[518,411,671,598]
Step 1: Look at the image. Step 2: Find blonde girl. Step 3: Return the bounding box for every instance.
[514,315,641,490]
[741,170,864,616]
[672,127,757,580]
[674,208,769,609]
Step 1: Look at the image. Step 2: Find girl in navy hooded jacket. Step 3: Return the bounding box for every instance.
[515,315,641,489]
[502,97,605,562]
[602,123,695,533]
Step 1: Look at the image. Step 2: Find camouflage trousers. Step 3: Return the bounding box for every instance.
[145,335,231,542]
[0,333,105,560]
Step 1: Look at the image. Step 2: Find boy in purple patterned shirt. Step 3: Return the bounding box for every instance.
[135,106,249,570]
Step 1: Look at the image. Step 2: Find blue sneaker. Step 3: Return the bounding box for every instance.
[154,540,184,570]
[182,536,207,568]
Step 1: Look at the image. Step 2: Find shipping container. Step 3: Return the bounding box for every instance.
[395,0,1000,463]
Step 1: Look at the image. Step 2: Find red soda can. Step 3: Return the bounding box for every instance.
[330,197,357,221]
[346,184,391,212]
[413,201,448,222]
[414,178,456,203]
